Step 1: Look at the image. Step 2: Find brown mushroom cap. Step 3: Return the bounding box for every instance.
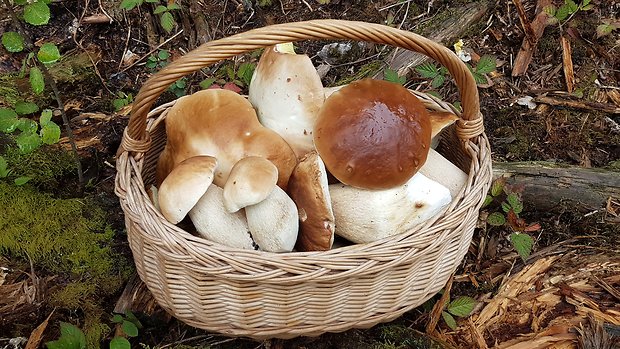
[155,89,297,190]
[287,151,335,252]
[313,79,432,190]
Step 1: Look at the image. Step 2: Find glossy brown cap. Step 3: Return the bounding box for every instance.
[313,79,431,189]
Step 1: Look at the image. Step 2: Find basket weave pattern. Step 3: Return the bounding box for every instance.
[115,20,492,339]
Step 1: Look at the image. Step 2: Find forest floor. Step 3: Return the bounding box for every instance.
[0,0,619,348]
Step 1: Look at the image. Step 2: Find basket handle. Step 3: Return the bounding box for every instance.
[121,20,483,154]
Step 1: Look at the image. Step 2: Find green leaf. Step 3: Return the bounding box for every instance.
[582,0,590,6]
[0,108,19,133]
[16,131,42,153]
[24,1,51,26]
[119,0,141,10]
[415,62,439,78]
[38,43,61,64]
[472,71,488,85]
[29,67,45,94]
[157,50,170,60]
[109,337,131,349]
[441,311,458,330]
[199,77,216,89]
[112,98,128,111]
[57,322,87,349]
[555,4,570,21]
[41,121,61,144]
[145,0,158,2]
[543,4,556,16]
[17,118,38,133]
[501,201,511,213]
[160,11,175,33]
[175,78,186,89]
[447,296,476,317]
[487,212,506,226]
[491,178,505,197]
[596,21,620,38]
[14,101,39,115]
[153,5,167,14]
[482,195,493,208]
[111,314,124,323]
[475,56,496,74]
[506,193,523,214]
[565,0,578,13]
[237,62,255,86]
[2,32,25,53]
[14,176,31,185]
[121,320,139,337]
[383,68,406,85]
[431,74,445,88]
[40,109,53,124]
[0,156,9,178]
[510,233,534,262]
[581,3,592,10]
[14,0,28,4]
[124,310,142,328]
[167,3,181,10]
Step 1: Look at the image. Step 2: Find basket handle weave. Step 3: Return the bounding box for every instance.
[121,20,483,154]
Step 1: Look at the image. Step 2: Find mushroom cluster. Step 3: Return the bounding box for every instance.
[153,43,468,253]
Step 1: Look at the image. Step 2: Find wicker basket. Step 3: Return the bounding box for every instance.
[114,20,492,340]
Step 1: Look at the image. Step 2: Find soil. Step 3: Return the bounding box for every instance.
[1,0,619,348]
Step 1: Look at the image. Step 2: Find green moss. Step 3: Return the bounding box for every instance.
[0,181,132,344]
[0,74,20,106]
[2,146,77,190]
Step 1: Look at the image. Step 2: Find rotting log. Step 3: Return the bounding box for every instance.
[373,1,491,78]
[492,161,620,212]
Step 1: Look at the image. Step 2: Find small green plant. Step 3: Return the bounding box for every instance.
[109,310,143,349]
[145,49,170,70]
[596,19,620,38]
[113,92,134,111]
[120,0,180,33]
[441,296,476,330]
[483,177,540,262]
[545,0,593,26]
[46,322,87,349]
[168,78,187,98]
[467,55,496,85]
[0,108,61,155]
[383,68,406,85]
[200,61,256,93]
[415,62,448,88]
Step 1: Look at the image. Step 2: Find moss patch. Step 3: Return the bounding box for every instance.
[0,181,132,341]
[1,145,77,191]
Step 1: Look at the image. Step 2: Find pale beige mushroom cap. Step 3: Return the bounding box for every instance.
[155,89,297,190]
[157,156,217,224]
[223,156,278,213]
[287,151,335,251]
[249,43,325,159]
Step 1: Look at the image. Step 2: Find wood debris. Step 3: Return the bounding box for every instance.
[512,0,552,76]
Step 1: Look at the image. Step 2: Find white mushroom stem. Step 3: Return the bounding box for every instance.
[249,43,325,158]
[329,173,452,244]
[223,156,278,213]
[189,185,256,250]
[245,186,299,253]
[418,148,469,198]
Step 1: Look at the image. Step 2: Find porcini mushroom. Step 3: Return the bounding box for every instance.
[418,148,468,198]
[249,43,325,158]
[314,79,432,190]
[287,151,335,251]
[189,184,256,250]
[245,186,299,253]
[223,156,278,213]
[155,89,297,190]
[329,173,452,244]
[157,156,218,224]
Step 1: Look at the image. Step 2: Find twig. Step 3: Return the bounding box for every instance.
[512,0,552,76]
[1,0,84,186]
[120,29,184,72]
[425,274,454,334]
[534,95,620,114]
[560,35,575,93]
[379,0,416,11]
[512,0,537,45]
[159,335,213,349]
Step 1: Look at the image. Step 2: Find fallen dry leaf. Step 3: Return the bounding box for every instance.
[25,309,55,349]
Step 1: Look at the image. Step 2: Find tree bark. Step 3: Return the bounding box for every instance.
[492,161,620,212]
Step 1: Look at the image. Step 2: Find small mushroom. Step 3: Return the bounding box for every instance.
[157,156,218,224]
[329,173,452,244]
[156,89,297,190]
[245,186,299,253]
[223,156,278,213]
[314,79,432,190]
[287,151,335,251]
[249,43,325,159]
[189,184,256,250]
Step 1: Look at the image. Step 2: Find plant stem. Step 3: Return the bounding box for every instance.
[2,0,84,186]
